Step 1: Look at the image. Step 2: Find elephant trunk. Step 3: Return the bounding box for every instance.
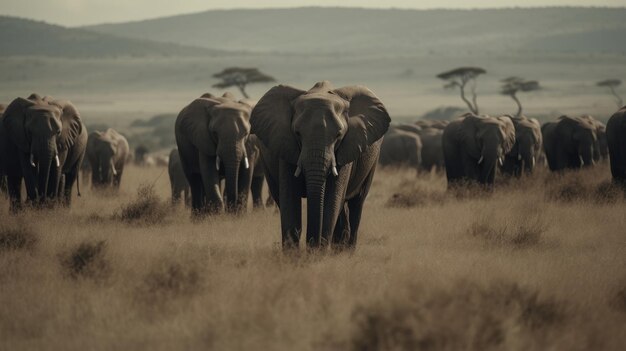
[478,140,499,185]
[31,136,56,203]
[579,143,594,168]
[220,141,245,214]
[518,136,535,174]
[302,147,332,248]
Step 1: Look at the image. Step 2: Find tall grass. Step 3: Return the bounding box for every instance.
[0,164,624,350]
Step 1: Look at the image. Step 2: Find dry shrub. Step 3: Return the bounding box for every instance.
[545,176,588,203]
[468,214,547,248]
[545,173,623,204]
[387,185,447,208]
[592,181,622,204]
[350,280,567,351]
[61,240,110,280]
[0,225,37,252]
[611,284,626,315]
[137,260,203,312]
[115,184,168,224]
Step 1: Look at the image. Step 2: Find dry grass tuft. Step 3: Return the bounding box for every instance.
[545,176,588,203]
[115,184,168,224]
[349,280,567,351]
[592,181,623,204]
[386,182,447,208]
[140,260,203,303]
[60,240,109,280]
[0,225,37,252]
[468,214,547,248]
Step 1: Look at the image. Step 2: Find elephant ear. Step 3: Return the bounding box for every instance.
[458,114,482,159]
[333,86,391,165]
[2,97,36,153]
[50,100,83,151]
[179,97,222,156]
[497,115,516,154]
[250,85,305,164]
[200,93,216,99]
[221,92,236,100]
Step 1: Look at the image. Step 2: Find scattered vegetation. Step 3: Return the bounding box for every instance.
[115,184,169,224]
[0,225,37,252]
[386,182,447,208]
[545,175,623,204]
[468,214,547,248]
[60,240,109,280]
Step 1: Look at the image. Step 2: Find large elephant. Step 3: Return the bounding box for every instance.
[418,127,445,172]
[443,113,515,187]
[501,116,542,177]
[251,81,390,249]
[606,106,626,187]
[86,128,129,189]
[379,126,422,173]
[0,94,85,212]
[542,116,596,171]
[168,148,190,206]
[175,93,257,215]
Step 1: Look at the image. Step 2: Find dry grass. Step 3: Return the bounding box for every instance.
[0,164,625,350]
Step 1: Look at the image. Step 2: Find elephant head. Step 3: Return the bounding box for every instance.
[510,116,542,173]
[185,93,253,212]
[458,113,516,184]
[2,95,81,201]
[251,81,390,243]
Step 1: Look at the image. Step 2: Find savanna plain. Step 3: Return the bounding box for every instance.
[1,163,625,350]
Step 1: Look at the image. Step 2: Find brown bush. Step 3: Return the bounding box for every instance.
[0,226,37,252]
[468,215,547,248]
[386,184,447,208]
[61,240,110,280]
[139,261,203,305]
[115,184,169,224]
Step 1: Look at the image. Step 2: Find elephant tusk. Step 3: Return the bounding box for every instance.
[498,157,504,166]
[244,157,249,169]
[477,156,484,165]
[30,154,36,167]
[55,155,60,168]
[294,165,301,177]
[531,156,536,168]
[111,160,117,176]
[579,156,584,166]
[216,156,221,171]
[518,154,522,161]
[332,166,339,177]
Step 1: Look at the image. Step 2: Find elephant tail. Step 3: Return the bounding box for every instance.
[76,169,82,197]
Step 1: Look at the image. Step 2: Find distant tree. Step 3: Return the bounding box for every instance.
[212,67,276,99]
[500,77,541,117]
[437,67,486,114]
[596,79,623,108]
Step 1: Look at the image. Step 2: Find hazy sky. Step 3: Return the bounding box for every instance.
[3,0,626,26]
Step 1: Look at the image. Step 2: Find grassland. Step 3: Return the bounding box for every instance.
[1,163,625,350]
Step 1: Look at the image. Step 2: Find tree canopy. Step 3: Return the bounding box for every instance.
[212,67,276,99]
[500,77,541,117]
[596,79,623,108]
[436,67,486,114]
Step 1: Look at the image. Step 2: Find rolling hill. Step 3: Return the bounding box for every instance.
[85,7,626,55]
[0,16,226,57]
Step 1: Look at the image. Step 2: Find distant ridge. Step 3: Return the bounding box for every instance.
[84,7,626,55]
[0,16,228,57]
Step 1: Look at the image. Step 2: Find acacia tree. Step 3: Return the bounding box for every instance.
[212,67,276,99]
[596,79,623,108]
[436,67,486,114]
[500,77,540,117]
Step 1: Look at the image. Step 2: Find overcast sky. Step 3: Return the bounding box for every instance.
[2,0,626,26]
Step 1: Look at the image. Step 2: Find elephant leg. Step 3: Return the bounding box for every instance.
[278,159,302,250]
[171,182,180,205]
[7,175,23,213]
[346,165,377,248]
[250,176,265,209]
[114,169,123,189]
[188,174,205,215]
[184,186,191,207]
[199,155,222,214]
[321,166,350,248]
[332,203,351,249]
[610,136,626,188]
[63,168,79,207]
[19,153,38,204]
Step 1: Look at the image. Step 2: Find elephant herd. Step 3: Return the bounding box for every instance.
[378,110,622,188]
[1,85,625,251]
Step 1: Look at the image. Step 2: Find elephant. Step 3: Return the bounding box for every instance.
[168,148,190,206]
[580,115,608,162]
[0,94,86,212]
[86,128,130,189]
[606,106,626,187]
[251,81,390,250]
[418,127,445,172]
[175,92,258,215]
[541,116,597,172]
[442,113,515,187]
[247,134,266,209]
[501,115,542,177]
[379,126,422,173]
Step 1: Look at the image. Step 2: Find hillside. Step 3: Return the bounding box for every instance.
[0,16,224,57]
[85,7,626,55]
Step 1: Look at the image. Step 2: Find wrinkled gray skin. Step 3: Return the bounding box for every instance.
[247,135,266,209]
[542,116,596,172]
[379,126,422,174]
[580,115,608,162]
[418,127,445,172]
[86,129,129,189]
[501,116,542,177]
[175,93,255,216]
[0,94,86,212]
[168,148,190,206]
[443,113,516,187]
[251,81,390,250]
[606,106,626,187]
